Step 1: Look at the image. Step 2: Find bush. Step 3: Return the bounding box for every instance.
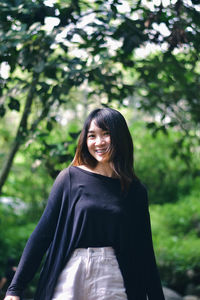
[150,178,200,295]
[130,121,199,205]
[0,203,36,270]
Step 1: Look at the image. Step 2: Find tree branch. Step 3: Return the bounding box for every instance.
[0,75,39,195]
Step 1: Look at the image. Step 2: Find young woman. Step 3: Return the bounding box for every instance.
[5,107,165,300]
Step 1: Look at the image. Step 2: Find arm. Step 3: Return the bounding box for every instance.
[0,277,7,289]
[5,168,69,298]
[139,184,165,300]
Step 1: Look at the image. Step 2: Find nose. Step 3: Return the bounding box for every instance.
[95,136,105,145]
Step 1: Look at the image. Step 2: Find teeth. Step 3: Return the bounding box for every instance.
[96,149,106,153]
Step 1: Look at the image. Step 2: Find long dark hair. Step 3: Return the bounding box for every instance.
[72,107,138,191]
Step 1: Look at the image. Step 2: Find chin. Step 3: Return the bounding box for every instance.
[90,152,110,164]
[96,157,109,164]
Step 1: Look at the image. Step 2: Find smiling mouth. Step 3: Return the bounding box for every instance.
[95,149,108,154]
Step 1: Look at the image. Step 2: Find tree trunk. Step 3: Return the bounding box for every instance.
[0,76,38,195]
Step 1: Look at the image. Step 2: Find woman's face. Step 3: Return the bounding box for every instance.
[87,119,111,164]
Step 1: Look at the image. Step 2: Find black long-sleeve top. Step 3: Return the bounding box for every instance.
[6,166,165,300]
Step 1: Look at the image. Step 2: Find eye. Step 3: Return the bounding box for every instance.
[103,131,110,136]
[87,134,95,138]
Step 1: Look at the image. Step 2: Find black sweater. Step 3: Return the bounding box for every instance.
[6,166,165,300]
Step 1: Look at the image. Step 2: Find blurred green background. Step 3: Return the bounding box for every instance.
[0,0,199,298]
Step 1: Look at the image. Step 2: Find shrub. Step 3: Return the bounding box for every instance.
[151,179,200,295]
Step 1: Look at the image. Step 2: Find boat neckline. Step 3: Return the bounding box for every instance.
[71,166,120,181]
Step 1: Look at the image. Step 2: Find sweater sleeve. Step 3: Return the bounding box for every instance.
[6,168,69,298]
[138,184,165,300]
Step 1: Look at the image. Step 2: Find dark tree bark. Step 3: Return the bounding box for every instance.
[0,76,39,195]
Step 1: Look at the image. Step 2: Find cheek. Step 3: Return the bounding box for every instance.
[87,140,93,150]
[106,136,111,145]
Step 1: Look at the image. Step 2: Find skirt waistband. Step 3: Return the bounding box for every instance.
[72,247,115,258]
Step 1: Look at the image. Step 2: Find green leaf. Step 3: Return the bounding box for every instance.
[8,98,20,112]
[46,121,53,131]
[0,104,6,117]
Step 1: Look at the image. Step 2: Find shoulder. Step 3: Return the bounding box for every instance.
[57,167,70,178]
[55,165,84,185]
[51,167,71,192]
[53,167,70,183]
[129,178,148,195]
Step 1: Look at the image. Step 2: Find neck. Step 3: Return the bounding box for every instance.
[93,162,116,178]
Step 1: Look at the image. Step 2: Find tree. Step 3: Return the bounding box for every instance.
[112,0,200,132]
[0,0,135,194]
[1,0,200,193]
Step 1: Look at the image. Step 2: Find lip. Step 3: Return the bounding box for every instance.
[95,148,108,154]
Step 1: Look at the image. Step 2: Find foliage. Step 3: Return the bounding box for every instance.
[0,0,200,292]
[0,118,81,218]
[0,203,36,273]
[1,0,200,193]
[151,180,200,295]
[0,201,40,297]
[130,120,199,204]
[0,0,136,193]
[23,120,80,179]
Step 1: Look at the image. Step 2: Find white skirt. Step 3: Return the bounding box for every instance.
[52,247,128,300]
